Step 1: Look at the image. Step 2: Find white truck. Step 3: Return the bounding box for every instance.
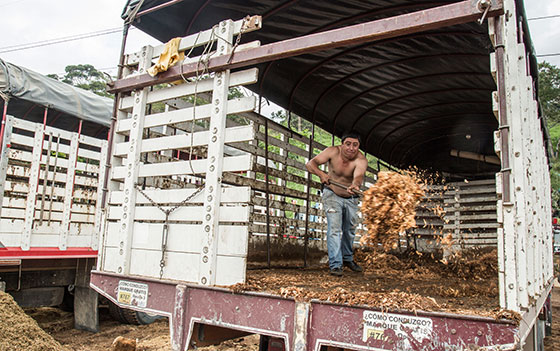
[0,59,159,331]
[90,0,554,349]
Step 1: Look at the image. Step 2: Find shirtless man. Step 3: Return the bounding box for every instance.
[306,132,367,276]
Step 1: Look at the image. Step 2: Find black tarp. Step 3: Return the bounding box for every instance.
[122,0,539,176]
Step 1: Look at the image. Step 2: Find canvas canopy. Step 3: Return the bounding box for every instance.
[121,0,543,177]
[0,59,112,137]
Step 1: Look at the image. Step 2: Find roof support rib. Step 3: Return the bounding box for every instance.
[109,0,504,93]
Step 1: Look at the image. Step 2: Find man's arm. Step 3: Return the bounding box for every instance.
[306,147,336,184]
[348,155,368,194]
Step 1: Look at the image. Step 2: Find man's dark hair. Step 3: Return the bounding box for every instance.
[341,131,361,145]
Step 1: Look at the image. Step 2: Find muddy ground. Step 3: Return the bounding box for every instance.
[6,250,560,350]
[20,286,560,350]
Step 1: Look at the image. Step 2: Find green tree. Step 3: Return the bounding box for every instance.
[50,64,113,98]
[539,62,560,210]
[539,62,560,126]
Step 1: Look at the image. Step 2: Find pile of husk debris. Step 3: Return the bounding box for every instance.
[360,171,426,251]
[237,247,519,321]
[0,290,66,351]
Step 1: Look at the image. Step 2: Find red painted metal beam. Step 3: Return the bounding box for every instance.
[108,0,503,93]
[0,247,98,259]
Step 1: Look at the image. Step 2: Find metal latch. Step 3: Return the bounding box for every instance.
[478,0,492,25]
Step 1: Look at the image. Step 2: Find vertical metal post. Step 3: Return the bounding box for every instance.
[39,133,53,225]
[22,123,45,250]
[303,121,315,267]
[0,100,8,155]
[0,115,13,220]
[264,117,271,269]
[199,20,234,286]
[92,138,108,249]
[116,45,154,275]
[59,120,82,250]
[101,23,130,208]
[494,16,511,204]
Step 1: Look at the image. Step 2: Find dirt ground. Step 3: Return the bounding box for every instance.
[8,251,560,350]
[20,284,560,351]
[25,306,260,351]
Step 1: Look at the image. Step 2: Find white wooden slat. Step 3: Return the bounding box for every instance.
[107,204,250,222]
[2,198,96,214]
[215,256,246,286]
[7,149,101,174]
[6,166,99,188]
[120,68,258,111]
[0,115,14,219]
[3,182,99,202]
[1,219,95,235]
[114,124,255,156]
[129,249,200,282]
[0,233,94,249]
[10,133,103,161]
[125,18,261,65]
[2,207,95,224]
[111,154,252,180]
[105,221,248,257]
[32,234,92,248]
[103,246,246,284]
[109,186,250,205]
[443,223,500,230]
[12,118,105,149]
[117,96,256,133]
[101,247,120,273]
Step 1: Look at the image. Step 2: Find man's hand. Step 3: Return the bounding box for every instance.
[347,183,360,195]
[320,173,331,185]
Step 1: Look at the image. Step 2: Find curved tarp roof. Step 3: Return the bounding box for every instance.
[0,59,112,137]
[123,0,538,176]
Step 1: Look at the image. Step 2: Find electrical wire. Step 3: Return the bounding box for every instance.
[0,27,136,54]
[528,14,560,21]
[537,53,560,58]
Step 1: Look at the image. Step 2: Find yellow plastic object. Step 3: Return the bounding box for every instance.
[147,37,185,77]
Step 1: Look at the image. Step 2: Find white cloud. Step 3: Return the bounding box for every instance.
[0,0,159,76]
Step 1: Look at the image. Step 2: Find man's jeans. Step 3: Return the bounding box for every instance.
[322,187,359,270]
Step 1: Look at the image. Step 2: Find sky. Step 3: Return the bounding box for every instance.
[0,0,558,79]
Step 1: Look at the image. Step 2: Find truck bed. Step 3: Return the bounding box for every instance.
[239,248,511,320]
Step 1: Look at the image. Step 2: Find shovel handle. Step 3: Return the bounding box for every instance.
[328,179,364,196]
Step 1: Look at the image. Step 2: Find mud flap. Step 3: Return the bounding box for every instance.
[74,258,99,332]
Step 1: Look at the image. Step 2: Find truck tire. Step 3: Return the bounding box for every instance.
[121,308,161,325]
[107,300,161,325]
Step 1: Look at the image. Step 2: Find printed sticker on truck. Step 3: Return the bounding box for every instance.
[362,310,433,347]
[117,280,149,308]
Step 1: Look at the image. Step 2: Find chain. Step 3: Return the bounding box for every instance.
[135,184,205,278]
[227,16,249,64]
